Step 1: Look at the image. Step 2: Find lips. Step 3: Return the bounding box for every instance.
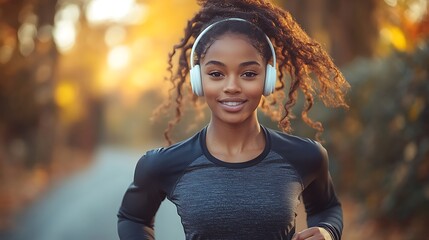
[218,98,247,112]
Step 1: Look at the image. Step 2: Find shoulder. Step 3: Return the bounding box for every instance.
[266,127,326,158]
[134,129,204,186]
[264,127,328,181]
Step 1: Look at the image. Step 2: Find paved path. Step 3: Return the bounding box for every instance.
[5,146,185,240]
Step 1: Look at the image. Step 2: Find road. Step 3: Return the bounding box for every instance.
[5,146,185,240]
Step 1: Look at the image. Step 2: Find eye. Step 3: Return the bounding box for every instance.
[208,71,224,79]
[242,71,257,78]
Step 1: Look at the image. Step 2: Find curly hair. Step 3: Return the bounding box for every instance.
[154,0,350,145]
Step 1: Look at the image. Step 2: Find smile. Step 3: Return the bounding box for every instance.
[220,101,245,106]
[218,100,247,112]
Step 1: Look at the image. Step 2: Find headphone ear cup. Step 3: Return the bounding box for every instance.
[190,65,203,96]
[264,64,276,96]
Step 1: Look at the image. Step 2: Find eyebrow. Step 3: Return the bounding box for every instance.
[204,60,261,67]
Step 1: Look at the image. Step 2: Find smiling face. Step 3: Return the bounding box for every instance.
[200,33,266,126]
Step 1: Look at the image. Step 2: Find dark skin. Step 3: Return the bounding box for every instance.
[200,32,332,240]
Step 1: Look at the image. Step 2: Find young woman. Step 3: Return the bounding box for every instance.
[117,1,349,239]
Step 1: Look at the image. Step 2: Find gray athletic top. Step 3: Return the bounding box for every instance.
[117,126,343,240]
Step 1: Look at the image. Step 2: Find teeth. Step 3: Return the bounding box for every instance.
[222,102,243,106]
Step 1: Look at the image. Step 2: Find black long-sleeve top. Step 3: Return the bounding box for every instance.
[117,126,343,240]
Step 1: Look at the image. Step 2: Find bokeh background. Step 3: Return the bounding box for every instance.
[0,0,428,239]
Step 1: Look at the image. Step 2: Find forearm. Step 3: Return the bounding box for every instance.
[307,203,343,240]
[117,217,155,240]
[302,142,343,240]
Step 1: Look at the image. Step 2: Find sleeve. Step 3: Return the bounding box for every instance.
[117,153,166,240]
[301,142,343,240]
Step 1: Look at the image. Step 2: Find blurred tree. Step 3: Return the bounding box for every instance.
[0,0,58,167]
[325,39,429,239]
[0,0,103,230]
[281,0,380,66]
[0,0,59,230]
[281,0,429,65]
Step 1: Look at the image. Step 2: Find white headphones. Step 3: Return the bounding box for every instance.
[189,18,277,96]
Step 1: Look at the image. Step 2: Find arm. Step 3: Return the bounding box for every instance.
[298,143,343,240]
[117,154,166,240]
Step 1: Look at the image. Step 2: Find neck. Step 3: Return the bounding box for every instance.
[206,114,263,155]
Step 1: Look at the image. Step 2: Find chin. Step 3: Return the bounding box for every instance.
[214,112,257,126]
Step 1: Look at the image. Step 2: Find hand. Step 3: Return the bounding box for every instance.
[292,227,332,240]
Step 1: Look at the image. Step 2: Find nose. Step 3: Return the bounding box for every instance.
[223,75,241,94]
